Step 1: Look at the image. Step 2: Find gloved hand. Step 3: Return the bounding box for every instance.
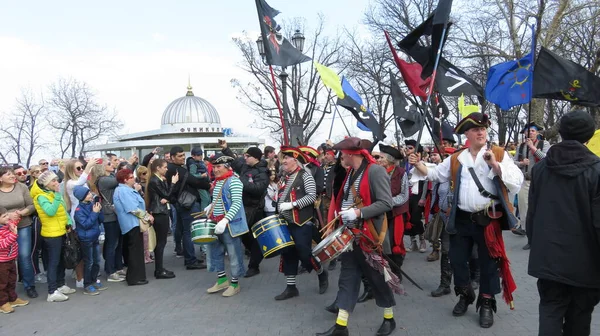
[340,208,358,223]
[279,202,293,212]
[215,218,229,235]
[204,204,213,214]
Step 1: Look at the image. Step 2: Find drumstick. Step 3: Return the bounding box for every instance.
[319,199,362,233]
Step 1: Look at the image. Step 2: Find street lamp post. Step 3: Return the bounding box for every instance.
[256,29,306,146]
[501,109,519,145]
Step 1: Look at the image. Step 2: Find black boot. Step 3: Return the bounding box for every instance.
[274,286,299,301]
[376,318,396,336]
[452,285,476,316]
[469,258,480,291]
[315,324,349,336]
[357,276,373,303]
[325,300,339,314]
[431,253,452,297]
[476,296,496,328]
[318,269,329,294]
[389,254,404,282]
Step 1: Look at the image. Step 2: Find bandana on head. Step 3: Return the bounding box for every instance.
[341,149,377,164]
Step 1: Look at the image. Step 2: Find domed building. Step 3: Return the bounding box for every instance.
[87,83,263,158]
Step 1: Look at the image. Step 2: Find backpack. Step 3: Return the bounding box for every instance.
[62,230,82,269]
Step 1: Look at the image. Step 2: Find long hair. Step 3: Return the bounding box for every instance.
[144,159,167,210]
[88,163,107,195]
[63,159,81,211]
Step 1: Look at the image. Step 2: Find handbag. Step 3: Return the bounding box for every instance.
[424,212,444,242]
[147,226,156,252]
[62,230,82,270]
[177,171,197,209]
[139,218,151,233]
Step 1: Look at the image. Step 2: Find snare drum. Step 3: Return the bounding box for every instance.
[252,215,295,258]
[191,219,217,244]
[312,226,354,264]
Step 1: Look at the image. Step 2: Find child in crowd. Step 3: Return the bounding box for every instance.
[73,186,107,296]
[0,207,29,313]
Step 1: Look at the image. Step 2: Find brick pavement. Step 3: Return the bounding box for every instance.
[1,232,599,336]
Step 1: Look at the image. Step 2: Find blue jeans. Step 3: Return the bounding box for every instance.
[17,226,35,289]
[175,203,200,265]
[171,206,182,252]
[81,240,100,287]
[206,229,246,278]
[43,236,66,294]
[103,221,123,275]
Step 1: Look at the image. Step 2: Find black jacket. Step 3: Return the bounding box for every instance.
[166,162,211,205]
[527,140,600,288]
[223,147,269,208]
[306,162,325,195]
[147,175,174,215]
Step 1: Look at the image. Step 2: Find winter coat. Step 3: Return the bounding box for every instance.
[527,140,600,288]
[74,201,104,242]
[30,181,71,238]
[147,174,174,215]
[222,147,269,209]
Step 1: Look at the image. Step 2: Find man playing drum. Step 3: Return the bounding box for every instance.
[317,137,401,336]
[275,146,329,301]
[204,154,249,297]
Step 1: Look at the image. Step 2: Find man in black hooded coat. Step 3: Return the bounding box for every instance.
[527,110,600,336]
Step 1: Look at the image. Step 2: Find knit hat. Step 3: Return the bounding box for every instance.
[73,185,90,202]
[37,171,58,187]
[245,147,263,161]
[559,110,595,143]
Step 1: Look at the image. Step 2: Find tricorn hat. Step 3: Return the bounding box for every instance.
[454,112,491,134]
[280,146,309,165]
[379,144,403,160]
[404,139,424,153]
[211,153,235,165]
[520,121,544,134]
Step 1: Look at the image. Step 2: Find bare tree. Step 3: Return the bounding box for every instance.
[231,15,346,145]
[0,88,47,166]
[48,78,123,158]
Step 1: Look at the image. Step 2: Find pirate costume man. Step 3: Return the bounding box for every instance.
[317,137,401,336]
[409,113,523,328]
[513,122,550,249]
[378,144,409,279]
[204,154,249,297]
[404,139,428,252]
[275,146,328,301]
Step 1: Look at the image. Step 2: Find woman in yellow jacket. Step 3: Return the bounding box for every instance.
[30,171,77,302]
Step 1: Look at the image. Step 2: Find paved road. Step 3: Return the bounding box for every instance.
[1,232,598,336]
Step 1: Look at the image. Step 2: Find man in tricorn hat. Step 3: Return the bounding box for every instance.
[409,112,523,328]
[513,122,550,249]
[317,137,399,336]
[275,146,329,301]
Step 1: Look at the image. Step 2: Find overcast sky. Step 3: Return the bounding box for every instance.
[1,0,400,162]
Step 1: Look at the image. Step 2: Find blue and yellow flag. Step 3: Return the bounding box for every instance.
[587,129,600,157]
[337,77,385,140]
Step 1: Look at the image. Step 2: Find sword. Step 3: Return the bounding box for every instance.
[382,254,424,291]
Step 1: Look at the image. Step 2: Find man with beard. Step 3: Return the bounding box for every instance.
[527,111,600,336]
[219,141,268,278]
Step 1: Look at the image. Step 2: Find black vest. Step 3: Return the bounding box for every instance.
[283,169,314,226]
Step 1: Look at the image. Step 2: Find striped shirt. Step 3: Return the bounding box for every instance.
[341,170,364,227]
[211,177,243,222]
[278,169,316,224]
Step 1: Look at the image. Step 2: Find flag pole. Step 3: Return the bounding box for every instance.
[269,65,289,146]
[526,24,536,142]
[415,25,449,151]
[328,106,337,140]
[333,104,352,137]
[409,93,445,156]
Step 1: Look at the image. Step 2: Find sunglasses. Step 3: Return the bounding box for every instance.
[75,166,83,171]
[141,172,147,176]
[15,171,27,176]
[40,162,48,165]
[406,146,415,150]
[373,155,381,159]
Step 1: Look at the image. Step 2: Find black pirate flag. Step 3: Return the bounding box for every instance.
[255,0,311,67]
[533,47,600,107]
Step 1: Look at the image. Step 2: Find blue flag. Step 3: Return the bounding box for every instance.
[485,25,535,110]
[337,77,384,140]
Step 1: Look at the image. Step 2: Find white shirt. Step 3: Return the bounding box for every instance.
[414,147,523,212]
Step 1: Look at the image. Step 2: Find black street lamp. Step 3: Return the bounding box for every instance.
[256,30,305,146]
[501,109,520,144]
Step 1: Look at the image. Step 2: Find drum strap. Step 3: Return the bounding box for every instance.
[208,184,225,219]
[351,187,388,247]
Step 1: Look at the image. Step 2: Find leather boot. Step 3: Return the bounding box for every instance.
[427,249,439,262]
[318,269,329,294]
[315,324,349,336]
[469,258,480,291]
[376,318,396,336]
[325,300,339,314]
[431,253,452,297]
[357,276,373,303]
[452,285,475,316]
[389,254,404,282]
[476,296,496,328]
[274,286,299,301]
